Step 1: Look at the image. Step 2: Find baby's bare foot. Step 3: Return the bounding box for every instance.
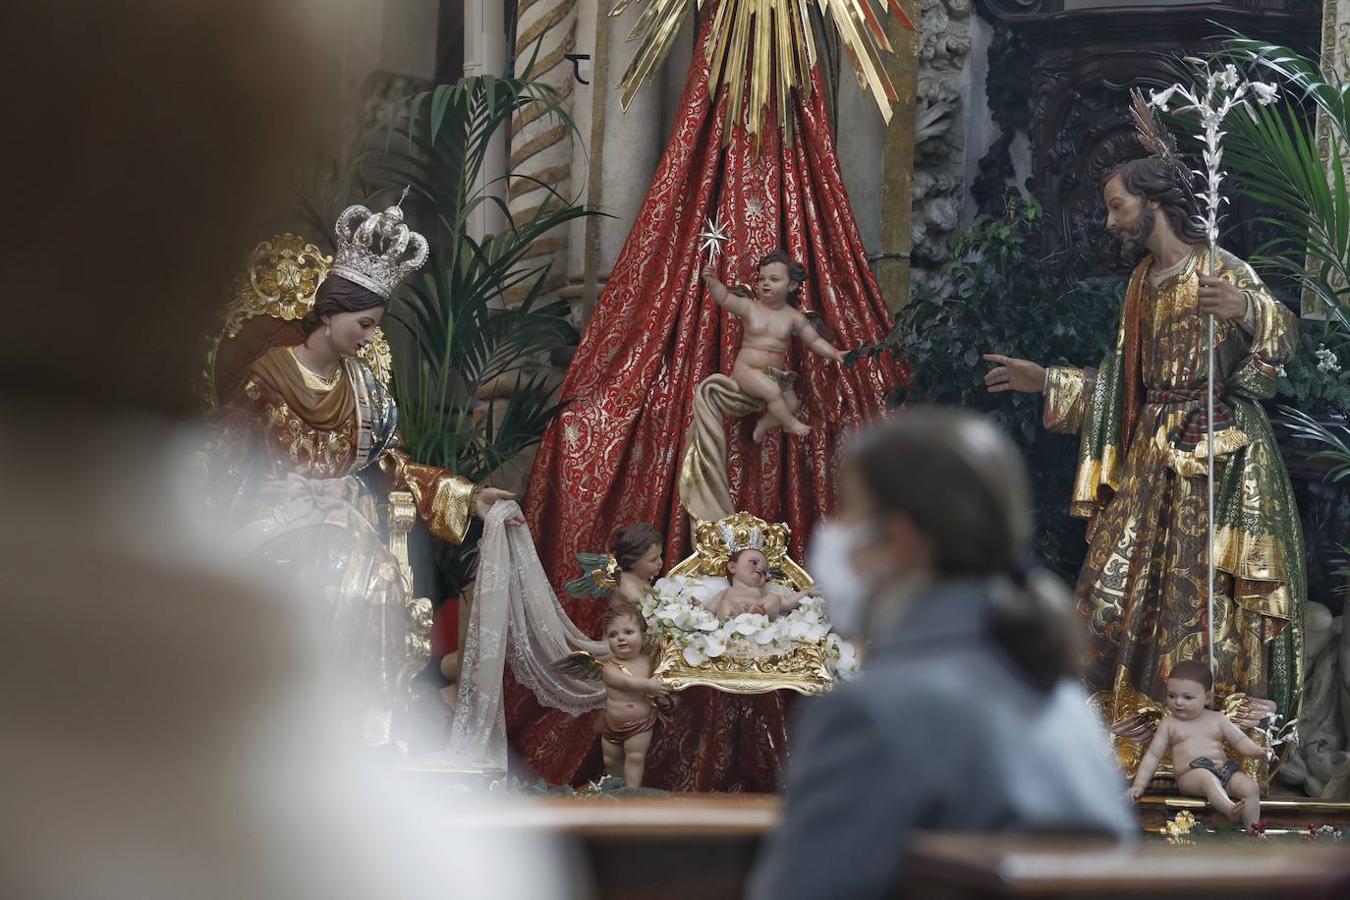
[1225,798,1245,822]
[786,420,811,437]
[752,416,775,443]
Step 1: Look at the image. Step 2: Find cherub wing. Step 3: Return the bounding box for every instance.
[551,650,606,681]
[799,309,837,345]
[1109,706,1165,744]
[564,552,619,600]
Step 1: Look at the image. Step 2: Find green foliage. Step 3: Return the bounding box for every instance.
[852,192,1123,577]
[1216,38,1350,504]
[1221,38,1350,332]
[1275,320,1350,417]
[320,54,602,595]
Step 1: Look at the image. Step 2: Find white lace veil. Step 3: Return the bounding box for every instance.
[444,502,608,771]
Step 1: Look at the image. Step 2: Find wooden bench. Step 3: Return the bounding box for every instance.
[471,794,1350,899]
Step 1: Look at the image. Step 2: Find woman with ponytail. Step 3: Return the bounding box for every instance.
[750,409,1133,899]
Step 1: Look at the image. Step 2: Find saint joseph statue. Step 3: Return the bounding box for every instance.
[985,157,1305,745]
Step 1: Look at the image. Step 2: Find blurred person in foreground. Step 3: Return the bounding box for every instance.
[750,409,1133,900]
[0,3,580,898]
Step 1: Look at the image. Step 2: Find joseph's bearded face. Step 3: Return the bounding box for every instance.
[1103,175,1154,259]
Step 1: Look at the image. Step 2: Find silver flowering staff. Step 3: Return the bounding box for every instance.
[1147,60,1279,678]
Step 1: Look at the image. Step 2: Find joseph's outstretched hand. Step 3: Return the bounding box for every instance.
[982,354,1046,394]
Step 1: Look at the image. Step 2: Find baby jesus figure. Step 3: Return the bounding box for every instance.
[1128,660,1272,829]
[702,250,846,442]
[711,548,815,620]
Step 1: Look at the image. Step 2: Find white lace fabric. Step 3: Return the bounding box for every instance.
[444,502,607,770]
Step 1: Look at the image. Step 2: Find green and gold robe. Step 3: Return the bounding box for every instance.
[1044,248,1305,756]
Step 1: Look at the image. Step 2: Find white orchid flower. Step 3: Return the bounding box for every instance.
[683,637,709,666]
[1148,85,1179,109]
[1250,82,1279,106]
[732,613,769,635]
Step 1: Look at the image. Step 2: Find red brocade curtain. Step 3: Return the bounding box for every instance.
[505,8,903,791]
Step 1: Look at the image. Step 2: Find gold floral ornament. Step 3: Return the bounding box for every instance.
[1164,810,1200,845]
[611,0,915,149]
[203,233,394,410]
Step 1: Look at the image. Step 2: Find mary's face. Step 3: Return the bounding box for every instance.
[325,306,385,357]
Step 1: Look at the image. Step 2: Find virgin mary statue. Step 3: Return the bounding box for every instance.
[208,199,517,750]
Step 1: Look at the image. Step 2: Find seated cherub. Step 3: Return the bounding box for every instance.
[1127,660,1272,828]
[711,547,814,620]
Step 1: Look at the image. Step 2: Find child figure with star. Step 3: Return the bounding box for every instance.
[702,250,846,442]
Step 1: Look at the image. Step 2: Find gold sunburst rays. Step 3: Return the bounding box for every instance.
[611,0,914,150]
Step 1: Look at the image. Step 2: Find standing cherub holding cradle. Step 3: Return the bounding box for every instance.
[560,523,670,786]
[555,601,671,787]
[702,250,846,442]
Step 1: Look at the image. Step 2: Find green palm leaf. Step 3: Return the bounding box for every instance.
[312,58,603,593]
[1217,38,1350,331]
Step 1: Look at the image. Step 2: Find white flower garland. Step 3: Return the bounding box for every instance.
[641,579,859,680]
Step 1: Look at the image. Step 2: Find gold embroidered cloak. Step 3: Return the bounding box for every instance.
[1043,249,1305,747]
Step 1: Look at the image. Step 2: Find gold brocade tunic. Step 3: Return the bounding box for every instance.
[212,346,479,748]
[1042,249,1304,772]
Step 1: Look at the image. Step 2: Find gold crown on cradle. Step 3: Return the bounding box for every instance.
[330,189,429,299]
[719,521,766,554]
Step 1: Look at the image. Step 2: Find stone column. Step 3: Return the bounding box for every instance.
[878,1,923,312]
[567,1,674,324]
[1308,0,1350,320]
[507,0,579,304]
[466,0,509,241]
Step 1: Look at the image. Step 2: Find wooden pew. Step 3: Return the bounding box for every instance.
[479,794,1350,899]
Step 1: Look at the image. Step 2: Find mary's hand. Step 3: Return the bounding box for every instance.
[475,487,525,526]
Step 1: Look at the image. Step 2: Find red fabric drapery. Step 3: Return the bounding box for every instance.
[507,7,902,791]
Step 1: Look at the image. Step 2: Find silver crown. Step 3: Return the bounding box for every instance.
[719,522,765,554]
[330,192,429,299]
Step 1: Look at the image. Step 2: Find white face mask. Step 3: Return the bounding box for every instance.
[805,520,878,637]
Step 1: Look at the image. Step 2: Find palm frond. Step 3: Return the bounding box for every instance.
[1215,39,1350,329]
[1277,405,1350,483]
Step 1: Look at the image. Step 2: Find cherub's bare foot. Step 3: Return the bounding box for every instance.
[1224,797,1245,822]
[786,420,811,437]
[752,415,776,443]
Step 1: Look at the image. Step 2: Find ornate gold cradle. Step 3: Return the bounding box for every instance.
[204,234,433,691]
[653,512,835,696]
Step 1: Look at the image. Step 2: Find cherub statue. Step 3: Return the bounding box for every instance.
[565,523,665,606]
[711,547,814,621]
[1127,660,1272,828]
[702,250,846,442]
[554,602,671,787]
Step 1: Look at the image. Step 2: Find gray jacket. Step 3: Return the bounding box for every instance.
[748,578,1135,900]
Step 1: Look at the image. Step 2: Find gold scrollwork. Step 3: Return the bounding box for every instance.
[670,511,814,589]
[652,637,833,696]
